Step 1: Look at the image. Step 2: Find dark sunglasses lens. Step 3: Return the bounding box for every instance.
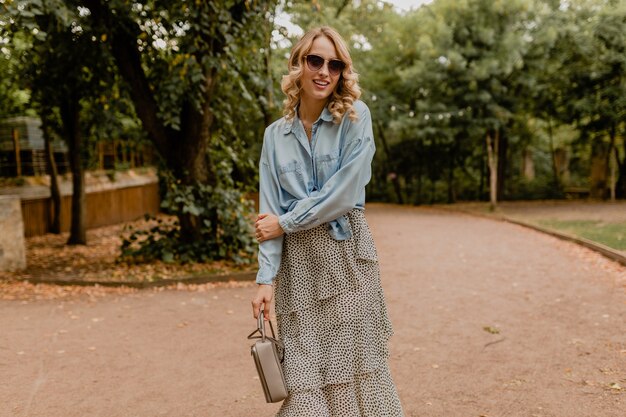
[306,55,324,70]
[328,60,345,75]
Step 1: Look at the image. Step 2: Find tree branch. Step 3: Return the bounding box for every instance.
[82,0,173,158]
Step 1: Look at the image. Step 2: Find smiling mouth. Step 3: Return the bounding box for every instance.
[313,80,329,87]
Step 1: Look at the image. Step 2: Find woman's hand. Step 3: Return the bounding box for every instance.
[255,213,284,243]
[251,284,273,320]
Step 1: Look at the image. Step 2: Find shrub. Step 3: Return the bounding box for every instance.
[120,163,256,265]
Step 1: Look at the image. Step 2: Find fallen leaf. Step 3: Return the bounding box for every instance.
[483,326,500,334]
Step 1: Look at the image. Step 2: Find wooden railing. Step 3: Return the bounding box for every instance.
[20,182,160,237]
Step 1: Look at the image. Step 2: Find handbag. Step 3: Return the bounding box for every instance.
[247,309,288,403]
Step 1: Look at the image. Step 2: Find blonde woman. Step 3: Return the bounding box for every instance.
[251,26,404,416]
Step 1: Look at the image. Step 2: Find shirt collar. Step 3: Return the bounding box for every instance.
[283,105,334,135]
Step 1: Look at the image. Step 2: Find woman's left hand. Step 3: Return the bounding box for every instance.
[255,213,284,243]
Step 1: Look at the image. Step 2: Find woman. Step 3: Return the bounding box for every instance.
[251,26,404,416]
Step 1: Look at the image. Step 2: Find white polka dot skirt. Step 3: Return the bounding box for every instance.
[274,209,404,416]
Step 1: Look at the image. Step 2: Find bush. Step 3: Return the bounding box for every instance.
[505,176,564,200]
[120,164,256,265]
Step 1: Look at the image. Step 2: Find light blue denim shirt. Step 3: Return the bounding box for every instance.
[256,100,375,285]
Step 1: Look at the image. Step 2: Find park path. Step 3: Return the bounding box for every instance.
[1,204,625,417]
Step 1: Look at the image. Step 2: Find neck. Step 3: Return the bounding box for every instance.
[298,96,326,124]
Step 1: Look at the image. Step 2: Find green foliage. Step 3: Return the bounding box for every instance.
[2,0,624,262]
[121,163,256,264]
[506,176,564,201]
[0,30,32,118]
[283,0,624,203]
[3,0,275,257]
[3,0,140,170]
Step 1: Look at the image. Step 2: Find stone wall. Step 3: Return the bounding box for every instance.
[0,195,26,271]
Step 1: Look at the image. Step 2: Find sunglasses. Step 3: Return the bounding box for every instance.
[305,54,346,76]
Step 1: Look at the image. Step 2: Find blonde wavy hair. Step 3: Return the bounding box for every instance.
[281,26,361,124]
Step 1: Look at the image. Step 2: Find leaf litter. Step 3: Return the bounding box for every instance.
[0,215,256,300]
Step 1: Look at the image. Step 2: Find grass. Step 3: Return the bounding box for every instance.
[536,220,626,251]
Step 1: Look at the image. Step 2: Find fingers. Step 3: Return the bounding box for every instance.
[252,285,273,320]
[251,299,271,320]
[255,214,269,243]
[263,302,270,321]
[251,299,261,319]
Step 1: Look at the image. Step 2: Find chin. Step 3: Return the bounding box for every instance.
[317,92,333,101]
[306,90,333,102]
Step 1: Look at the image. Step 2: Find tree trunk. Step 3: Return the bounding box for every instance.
[616,136,626,199]
[521,148,535,180]
[174,84,217,245]
[547,117,561,190]
[496,128,507,201]
[42,116,62,234]
[416,150,423,206]
[608,123,617,202]
[60,96,87,245]
[486,129,499,211]
[12,129,21,177]
[479,155,485,200]
[589,138,610,200]
[430,176,436,205]
[447,143,456,204]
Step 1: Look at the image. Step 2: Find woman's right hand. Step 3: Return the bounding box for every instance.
[255,213,284,243]
[251,284,273,320]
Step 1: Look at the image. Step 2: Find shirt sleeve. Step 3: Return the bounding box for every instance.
[278,107,375,234]
[256,131,285,285]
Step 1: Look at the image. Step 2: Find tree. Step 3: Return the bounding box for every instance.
[273,0,624,205]
[79,0,276,246]
[528,0,625,199]
[5,0,276,260]
[4,1,116,243]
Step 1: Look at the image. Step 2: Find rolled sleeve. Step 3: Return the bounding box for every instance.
[278,212,297,234]
[256,257,279,285]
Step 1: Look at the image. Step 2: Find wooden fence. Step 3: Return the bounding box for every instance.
[21,182,160,237]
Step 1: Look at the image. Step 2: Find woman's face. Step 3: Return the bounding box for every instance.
[300,35,342,105]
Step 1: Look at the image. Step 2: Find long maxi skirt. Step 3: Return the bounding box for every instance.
[274,209,404,417]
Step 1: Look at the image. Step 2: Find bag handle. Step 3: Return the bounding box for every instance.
[247,305,285,362]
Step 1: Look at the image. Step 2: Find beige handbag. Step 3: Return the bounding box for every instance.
[247,310,288,403]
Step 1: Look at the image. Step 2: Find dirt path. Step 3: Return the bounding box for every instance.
[1,204,625,417]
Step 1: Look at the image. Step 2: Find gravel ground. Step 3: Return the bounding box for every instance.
[1,203,625,417]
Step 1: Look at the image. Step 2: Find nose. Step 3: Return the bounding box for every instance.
[318,62,330,77]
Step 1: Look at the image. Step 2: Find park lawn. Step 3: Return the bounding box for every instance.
[536,219,626,251]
